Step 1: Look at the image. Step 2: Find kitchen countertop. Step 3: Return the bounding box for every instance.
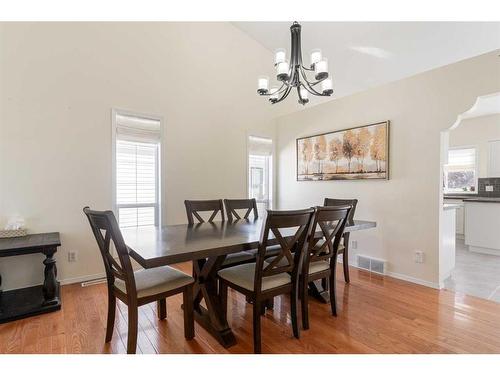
[443,203,462,210]
[444,194,478,200]
[463,197,500,203]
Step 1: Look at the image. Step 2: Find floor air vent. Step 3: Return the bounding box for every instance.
[357,255,387,275]
[81,278,107,287]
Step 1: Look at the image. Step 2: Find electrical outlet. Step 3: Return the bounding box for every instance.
[486,185,494,192]
[414,251,424,264]
[68,251,78,262]
[351,240,358,250]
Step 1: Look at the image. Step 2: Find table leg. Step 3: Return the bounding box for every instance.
[192,256,236,348]
[42,248,59,306]
[308,280,330,303]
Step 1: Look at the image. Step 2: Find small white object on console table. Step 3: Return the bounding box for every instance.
[464,198,500,255]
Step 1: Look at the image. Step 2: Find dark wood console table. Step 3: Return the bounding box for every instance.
[0,232,61,323]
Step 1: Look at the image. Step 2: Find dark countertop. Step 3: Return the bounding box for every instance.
[444,194,478,200]
[463,197,500,203]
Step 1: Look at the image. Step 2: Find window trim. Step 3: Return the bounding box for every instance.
[112,108,164,227]
[444,145,478,194]
[246,133,275,210]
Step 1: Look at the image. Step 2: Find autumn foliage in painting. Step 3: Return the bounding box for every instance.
[297,122,388,180]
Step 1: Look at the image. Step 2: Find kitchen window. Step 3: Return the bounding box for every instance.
[112,110,162,228]
[247,135,273,214]
[444,147,477,193]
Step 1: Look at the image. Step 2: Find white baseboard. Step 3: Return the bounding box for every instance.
[59,272,106,286]
[344,260,441,290]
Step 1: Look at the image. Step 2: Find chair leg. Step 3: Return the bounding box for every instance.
[291,287,300,339]
[220,282,228,321]
[321,277,329,291]
[127,304,138,354]
[253,301,262,354]
[157,299,167,320]
[330,259,338,316]
[343,235,350,283]
[183,285,195,340]
[301,276,310,330]
[105,291,116,343]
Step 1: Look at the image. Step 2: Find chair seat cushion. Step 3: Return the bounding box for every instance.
[308,260,330,274]
[222,251,256,266]
[247,244,283,258]
[115,266,194,298]
[264,257,330,274]
[218,263,291,291]
[313,240,345,254]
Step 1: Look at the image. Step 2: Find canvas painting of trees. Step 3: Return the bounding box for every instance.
[297,121,389,181]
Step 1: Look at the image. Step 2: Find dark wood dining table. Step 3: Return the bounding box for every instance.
[124,218,376,348]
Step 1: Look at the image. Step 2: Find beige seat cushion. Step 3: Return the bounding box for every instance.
[308,260,330,274]
[264,257,330,274]
[115,266,194,298]
[315,239,345,253]
[222,251,256,266]
[247,244,285,258]
[218,263,291,291]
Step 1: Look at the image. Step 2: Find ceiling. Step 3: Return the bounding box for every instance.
[233,22,500,103]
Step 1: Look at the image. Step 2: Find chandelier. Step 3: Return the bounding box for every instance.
[257,21,333,105]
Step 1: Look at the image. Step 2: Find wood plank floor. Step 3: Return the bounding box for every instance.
[1,263,500,354]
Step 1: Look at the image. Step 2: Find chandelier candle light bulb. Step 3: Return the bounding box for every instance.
[274,48,286,65]
[257,76,269,94]
[321,78,333,95]
[315,59,328,80]
[310,49,322,67]
[276,61,290,81]
[256,22,334,105]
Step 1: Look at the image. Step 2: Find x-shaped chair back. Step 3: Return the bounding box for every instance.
[184,199,225,225]
[305,205,351,268]
[224,198,258,222]
[254,208,315,292]
[83,207,137,296]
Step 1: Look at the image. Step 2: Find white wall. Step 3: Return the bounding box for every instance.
[0,22,294,290]
[449,114,500,177]
[275,51,500,287]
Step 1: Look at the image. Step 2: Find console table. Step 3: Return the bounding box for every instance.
[0,232,61,323]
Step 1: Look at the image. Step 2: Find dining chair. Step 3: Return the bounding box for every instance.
[83,207,195,354]
[184,199,225,224]
[224,198,258,221]
[323,198,358,283]
[217,208,315,353]
[300,205,351,330]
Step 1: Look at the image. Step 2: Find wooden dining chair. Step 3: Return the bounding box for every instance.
[323,198,358,283]
[184,199,225,224]
[300,205,351,330]
[217,208,315,353]
[224,198,258,221]
[83,207,195,354]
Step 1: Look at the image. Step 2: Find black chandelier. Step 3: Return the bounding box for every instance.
[257,21,333,105]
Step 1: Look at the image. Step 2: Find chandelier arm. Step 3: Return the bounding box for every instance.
[258,82,287,96]
[272,85,293,104]
[299,67,328,96]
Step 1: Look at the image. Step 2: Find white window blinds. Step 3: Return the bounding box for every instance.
[114,112,161,228]
[447,148,476,171]
[248,135,273,156]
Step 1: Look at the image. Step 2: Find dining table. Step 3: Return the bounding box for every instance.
[123,217,376,348]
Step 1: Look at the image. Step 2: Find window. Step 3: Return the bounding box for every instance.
[247,135,273,214]
[113,110,162,228]
[444,147,477,193]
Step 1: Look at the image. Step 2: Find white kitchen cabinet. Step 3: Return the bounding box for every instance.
[489,140,500,177]
[446,199,465,236]
[464,201,500,255]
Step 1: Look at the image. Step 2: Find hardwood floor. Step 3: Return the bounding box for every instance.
[1,263,500,354]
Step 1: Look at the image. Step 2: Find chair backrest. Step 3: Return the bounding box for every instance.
[304,206,351,270]
[224,198,258,221]
[184,199,225,225]
[254,208,315,293]
[83,207,136,295]
[323,198,358,225]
